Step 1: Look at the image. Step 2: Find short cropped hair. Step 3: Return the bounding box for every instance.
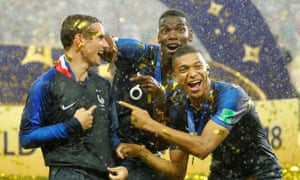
[159,9,191,28]
[172,45,201,70]
[60,14,101,50]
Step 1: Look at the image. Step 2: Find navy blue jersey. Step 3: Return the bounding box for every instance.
[19,56,119,174]
[169,81,282,178]
[113,38,178,153]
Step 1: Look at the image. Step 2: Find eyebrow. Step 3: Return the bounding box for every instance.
[160,23,186,27]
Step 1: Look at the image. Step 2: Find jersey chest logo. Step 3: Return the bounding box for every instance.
[96,89,105,109]
[60,102,76,110]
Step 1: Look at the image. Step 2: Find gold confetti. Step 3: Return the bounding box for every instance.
[147,94,152,104]
[213,129,225,135]
[162,128,172,138]
[1,164,299,179]
[72,19,88,31]
[130,118,137,124]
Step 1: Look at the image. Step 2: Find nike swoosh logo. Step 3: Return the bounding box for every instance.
[61,102,76,110]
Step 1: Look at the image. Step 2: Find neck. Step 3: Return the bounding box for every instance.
[189,80,211,110]
[161,57,172,76]
[64,53,89,81]
[190,98,205,110]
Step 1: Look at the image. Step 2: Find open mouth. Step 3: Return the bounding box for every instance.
[98,51,104,58]
[167,43,180,53]
[187,80,202,89]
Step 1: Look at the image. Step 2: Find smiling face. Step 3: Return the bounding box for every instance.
[157,16,193,64]
[173,52,210,102]
[79,22,108,67]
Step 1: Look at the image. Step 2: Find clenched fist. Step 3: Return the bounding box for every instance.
[74,105,97,131]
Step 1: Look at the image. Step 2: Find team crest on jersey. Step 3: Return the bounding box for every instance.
[96,89,105,109]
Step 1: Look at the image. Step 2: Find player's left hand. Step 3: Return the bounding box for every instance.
[116,143,144,159]
[107,166,128,180]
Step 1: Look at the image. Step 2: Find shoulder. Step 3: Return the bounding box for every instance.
[31,68,56,88]
[213,81,250,110]
[214,81,247,98]
[28,67,56,97]
[116,38,160,52]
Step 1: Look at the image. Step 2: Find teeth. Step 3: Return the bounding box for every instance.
[167,44,179,49]
[190,80,201,84]
[188,80,201,86]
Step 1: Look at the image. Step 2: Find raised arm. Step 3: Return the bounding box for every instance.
[118,101,229,159]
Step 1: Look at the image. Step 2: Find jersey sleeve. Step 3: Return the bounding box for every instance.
[210,83,251,130]
[114,38,160,68]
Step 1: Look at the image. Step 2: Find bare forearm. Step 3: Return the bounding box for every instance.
[137,147,186,179]
[142,120,206,157]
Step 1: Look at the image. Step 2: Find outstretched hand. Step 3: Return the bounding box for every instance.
[118,101,153,130]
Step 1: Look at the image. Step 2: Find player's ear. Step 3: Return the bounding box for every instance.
[157,31,161,44]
